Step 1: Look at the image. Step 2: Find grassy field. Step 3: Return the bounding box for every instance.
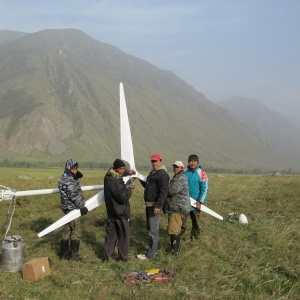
[0,168,299,299]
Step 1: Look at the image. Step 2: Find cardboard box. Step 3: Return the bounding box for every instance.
[22,257,51,281]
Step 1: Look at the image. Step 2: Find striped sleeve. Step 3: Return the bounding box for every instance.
[198,169,209,203]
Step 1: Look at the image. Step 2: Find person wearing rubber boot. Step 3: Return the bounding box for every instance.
[58,159,88,261]
[183,154,209,240]
[164,161,190,255]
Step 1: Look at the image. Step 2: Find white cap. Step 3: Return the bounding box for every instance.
[172,161,184,168]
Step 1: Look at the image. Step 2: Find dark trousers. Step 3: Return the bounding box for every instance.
[181,210,201,238]
[190,210,200,230]
[103,218,130,261]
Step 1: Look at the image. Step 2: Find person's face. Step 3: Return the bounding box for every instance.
[173,165,183,174]
[188,159,198,170]
[70,165,78,175]
[151,159,162,170]
[115,167,126,177]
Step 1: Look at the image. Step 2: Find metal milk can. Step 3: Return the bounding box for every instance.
[1,235,26,272]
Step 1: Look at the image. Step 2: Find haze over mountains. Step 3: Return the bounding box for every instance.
[218,97,300,165]
[0,29,299,172]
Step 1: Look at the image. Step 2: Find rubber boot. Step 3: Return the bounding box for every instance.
[70,240,83,261]
[170,235,175,253]
[172,234,181,255]
[170,235,180,255]
[60,240,70,260]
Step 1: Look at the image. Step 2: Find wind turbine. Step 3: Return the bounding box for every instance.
[37,83,145,237]
[1,83,223,238]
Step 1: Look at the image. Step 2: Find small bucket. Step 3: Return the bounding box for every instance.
[1,235,26,272]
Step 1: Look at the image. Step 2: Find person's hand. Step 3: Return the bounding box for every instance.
[154,207,160,215]
[196,202,201,210]
[80,206,88,216]
[129,182,135,190]
[128,169,136,175]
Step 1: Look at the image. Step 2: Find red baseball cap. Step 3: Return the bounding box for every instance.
[151,153,162,161]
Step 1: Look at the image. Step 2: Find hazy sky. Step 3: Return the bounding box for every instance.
[1,0,299,116]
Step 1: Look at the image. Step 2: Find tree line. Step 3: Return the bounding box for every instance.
[1,158,295,174]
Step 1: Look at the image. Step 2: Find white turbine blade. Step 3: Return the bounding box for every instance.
[120,83,135,170]
[190,197,223,220]
[201,204,224,220]
[1,185,103,201]
[37,191,105,237]
[14,185,103,198]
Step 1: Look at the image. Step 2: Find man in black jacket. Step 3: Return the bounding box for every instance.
[103,159,135,261]
[137,153,170,260]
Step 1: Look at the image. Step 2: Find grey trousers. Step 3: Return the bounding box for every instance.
[146,206,160,258]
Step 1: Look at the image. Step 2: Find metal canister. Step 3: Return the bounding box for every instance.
[1,235,26,272]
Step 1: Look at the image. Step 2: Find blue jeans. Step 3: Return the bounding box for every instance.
[146,206,160,258]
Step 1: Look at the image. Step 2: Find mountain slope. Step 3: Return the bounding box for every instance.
[0,30,28,45]
[0,29,296,171]
[218,97,300,165]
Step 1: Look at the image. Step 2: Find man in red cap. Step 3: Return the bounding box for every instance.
[137,153,170,260]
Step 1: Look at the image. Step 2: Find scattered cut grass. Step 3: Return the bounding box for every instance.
[0,168,299,299]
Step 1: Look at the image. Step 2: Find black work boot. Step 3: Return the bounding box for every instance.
[170,235,175,253]
[70,240,83,261]
[172,234,181,255]
[190,228,201,241]
[60,240,70,260]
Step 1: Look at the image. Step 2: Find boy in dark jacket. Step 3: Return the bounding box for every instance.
[103,159,135,261]
[58,159,88,261]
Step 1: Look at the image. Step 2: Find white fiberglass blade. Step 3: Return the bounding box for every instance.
[15,185,103,197]
[1,185,103,201]
[38,191,105,237]
[120,83,135,170]
[190,197,223,220]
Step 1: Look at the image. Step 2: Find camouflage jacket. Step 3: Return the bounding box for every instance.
[58,159,85,213]
[164,170,190,216]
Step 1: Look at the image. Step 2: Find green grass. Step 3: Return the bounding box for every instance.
[0,168,299,299]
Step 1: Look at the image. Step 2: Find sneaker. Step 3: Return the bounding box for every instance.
[136,254,148,260]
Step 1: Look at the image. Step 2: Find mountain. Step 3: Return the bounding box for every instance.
[218,97,300,167]
[0,30,28,45]
[0,29,297,172]
[289,115,300,130]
